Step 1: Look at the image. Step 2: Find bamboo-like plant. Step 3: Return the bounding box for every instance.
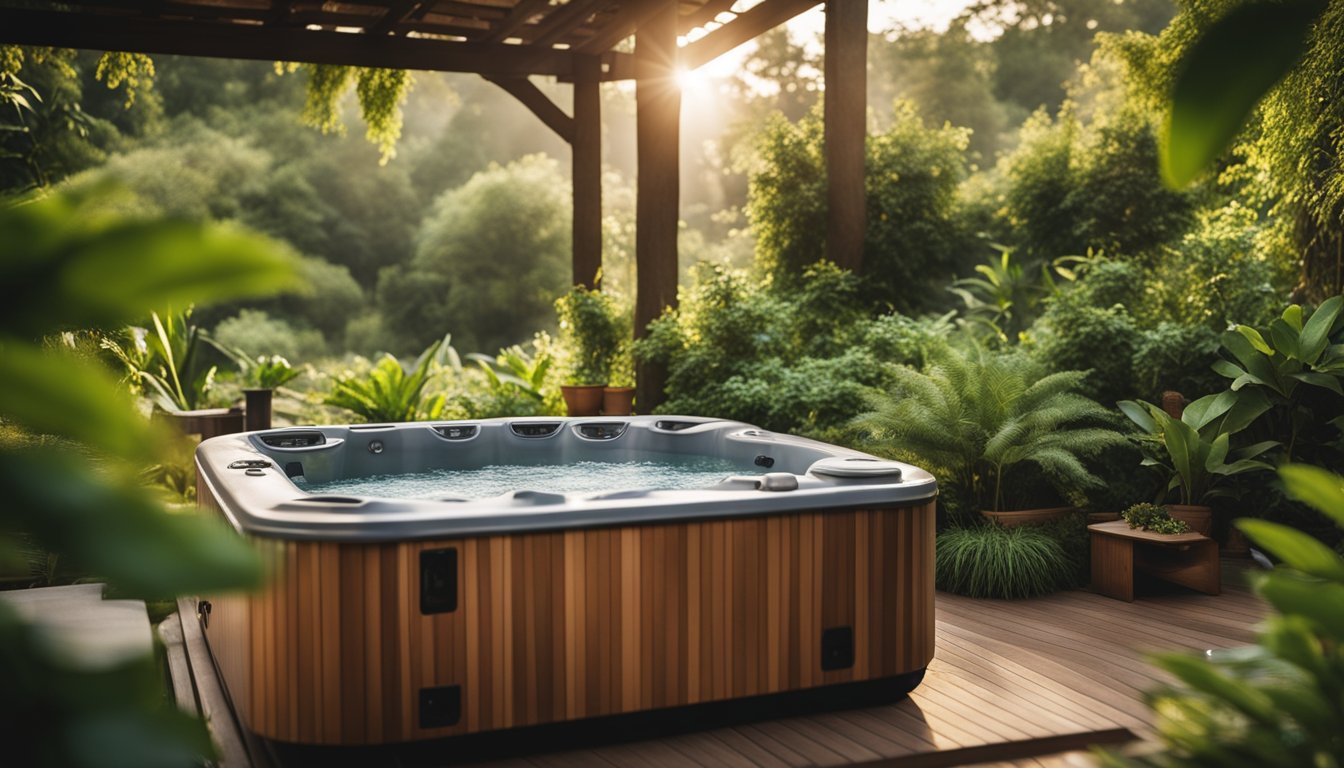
[855,350,1127,514]
[324,335,449,422]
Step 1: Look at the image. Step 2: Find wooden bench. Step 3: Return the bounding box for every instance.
[1088,520,1220,602]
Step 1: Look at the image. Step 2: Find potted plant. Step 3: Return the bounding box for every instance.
[555,286,624,417]
[1118,389,1279,535]
[855,350,1128,526]
[603,337,636,416]
[242,355,302,431]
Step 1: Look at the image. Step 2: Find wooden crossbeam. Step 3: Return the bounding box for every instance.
[0,6,639,77]
[678,0,736,34]
[483,75,575,142]
[679,0,819,70]
[575,0,668,54]
[481,0,553,42]
[368,0,424,35]
[528,0,610,48]
[268,0,296,25]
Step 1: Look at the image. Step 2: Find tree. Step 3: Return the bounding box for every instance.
[379,155,571,354]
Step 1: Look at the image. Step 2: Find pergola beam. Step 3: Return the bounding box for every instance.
[369,0,428,36]
[679,0,820,71]
[528,0,610,48]
[575,0,669,55]
[484,76,576,142]
[572,55,603,289]
[0,6,636,78]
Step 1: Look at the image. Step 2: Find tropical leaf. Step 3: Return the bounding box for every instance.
[1161,0,1327,188]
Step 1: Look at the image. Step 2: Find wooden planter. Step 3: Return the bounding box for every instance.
[198,491,936,746]
[1166,504,1214,536]
[981,507,1075,528]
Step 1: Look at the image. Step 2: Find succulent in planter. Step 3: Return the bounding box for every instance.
[1121,503,1190,535]
[855,349,1127,523]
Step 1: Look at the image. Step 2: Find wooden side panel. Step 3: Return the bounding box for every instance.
[201,503,936,745]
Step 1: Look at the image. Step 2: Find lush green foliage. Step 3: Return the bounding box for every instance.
[554,286,627,386]
[0,189,295,765]
[324,336,450,423]
[1121,502,1190,534]
[748,102,975,312]
[856,349,1126,515]
[101,309,219,412]
[1100,463,1344,768]
[950,245,1054,344]
[1119,391,1278,505]
[212,309,326,364]
[635,262,907,435]
[935,525,1076,599]
[1214,297,1344,461]
[378,155,570,354]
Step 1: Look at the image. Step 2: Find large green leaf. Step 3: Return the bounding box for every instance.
[1236,519,1344,581]
[1220,330,1286,397]
[1279,464,1344,527]
[0,341,159,462]
[1254,570,1344,638]
[1162,0,1327,188]
[1299,295,1343,361]
[0,451,263,598]
[1117,399,1157,433]
[0,191,302,338]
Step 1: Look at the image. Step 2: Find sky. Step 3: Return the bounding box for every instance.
[692,0,976,80]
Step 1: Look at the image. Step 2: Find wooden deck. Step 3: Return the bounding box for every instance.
[174,565,1265,767]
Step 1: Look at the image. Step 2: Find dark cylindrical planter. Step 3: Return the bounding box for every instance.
[1161,391,1186,420]
[243,388,273,432]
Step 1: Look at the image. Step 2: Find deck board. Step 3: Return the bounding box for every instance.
[183,564,1265,766]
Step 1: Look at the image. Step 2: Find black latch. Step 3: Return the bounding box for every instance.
[755,455,775,468]
[821,626,854,671]
[420,548,458,614]
[419,685,461,728]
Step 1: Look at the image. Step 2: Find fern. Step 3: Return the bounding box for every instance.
[855,349,1126,513]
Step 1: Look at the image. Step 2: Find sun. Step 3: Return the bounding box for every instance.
[674,66,710,94]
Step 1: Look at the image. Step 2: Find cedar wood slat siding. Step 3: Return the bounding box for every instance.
[198,487,935,746]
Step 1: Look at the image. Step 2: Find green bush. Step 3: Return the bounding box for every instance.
[635,262,903,435]
[747,102,975,312]
[212,309,326,363]
[935,525,1075,599]
[1130,322,1225,402]
[1030,290,1143,405]
[554,286,627,386]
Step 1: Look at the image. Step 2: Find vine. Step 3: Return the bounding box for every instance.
[298,64,412,164]
[94,51,155,106]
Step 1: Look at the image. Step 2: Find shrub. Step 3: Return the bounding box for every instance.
[747,102,976,312]
[935,525,1074,599]
[324,336,449,422]
[212,309,326,363]
[1030,294,1142,405]
[1130,322,1224,402]
[554,286,626,386]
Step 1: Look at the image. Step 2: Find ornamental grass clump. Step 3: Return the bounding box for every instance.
[935,525,1075,599]
[1121,502,1189,535]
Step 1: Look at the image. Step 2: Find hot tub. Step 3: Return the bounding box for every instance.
[195,416,937,747]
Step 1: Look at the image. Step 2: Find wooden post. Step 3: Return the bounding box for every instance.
[634,4,680,410]
[573,54,603,289]
[823,0,867,273]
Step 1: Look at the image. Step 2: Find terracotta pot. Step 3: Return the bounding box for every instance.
[1167,504,1213,536]
[601,386,635,416]
[1087,511,1121,525]
[981,507,1075,527]
[560,384,605,417]
[243,388,273,432]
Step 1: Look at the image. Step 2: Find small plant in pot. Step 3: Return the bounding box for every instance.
[555,285,625,417]
[1120,502,1190,535]
[1118,389,1279,535]
[855,349,1128,526]
[603,338,636,416]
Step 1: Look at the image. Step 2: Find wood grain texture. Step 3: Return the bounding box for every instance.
[197,488,935,746]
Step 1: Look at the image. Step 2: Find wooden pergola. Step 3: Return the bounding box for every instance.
[0,0,868,407]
